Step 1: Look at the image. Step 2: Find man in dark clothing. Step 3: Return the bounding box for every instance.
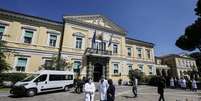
[132,77,138,97]
[157,76,166,101]
[107,79,115,101]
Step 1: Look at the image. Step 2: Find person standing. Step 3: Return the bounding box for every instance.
[132,77,138,97]
[84,78,96,101]
[192,79,197,92]
[99,77,109,101]
[170,77,175,88]
[181,78,187,90]
[158,76,166,101]
[107,79,115,101]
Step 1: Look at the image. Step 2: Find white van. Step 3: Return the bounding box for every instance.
[10,70,74,97]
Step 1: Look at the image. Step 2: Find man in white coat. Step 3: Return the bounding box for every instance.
[84,78,96,101]
[99,77,109,101]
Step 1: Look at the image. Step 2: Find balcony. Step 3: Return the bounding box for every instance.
[85,48,112,56]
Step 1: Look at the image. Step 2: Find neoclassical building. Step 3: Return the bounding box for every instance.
[0,8,155,83]
[158,54,198,78]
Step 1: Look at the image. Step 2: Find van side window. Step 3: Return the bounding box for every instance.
[34,74,47,82]
[66,75,73,80]
[49,75,65,81]
[49,75,73,81]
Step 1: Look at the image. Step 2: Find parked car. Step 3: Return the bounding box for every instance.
[10,70,74,97]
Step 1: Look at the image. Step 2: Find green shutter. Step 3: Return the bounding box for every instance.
[25,31,33,38]
[0,26,5,33]
[17,58,27,67]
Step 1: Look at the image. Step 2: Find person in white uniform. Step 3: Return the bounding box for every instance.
[192,79,197,92]
[181,78,187,90]
[99,77,109,101]
[170,77,175,88]
[84,78,96,101]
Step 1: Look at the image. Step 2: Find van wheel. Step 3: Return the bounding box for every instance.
[26,89,36,97]
[64,86,69,92]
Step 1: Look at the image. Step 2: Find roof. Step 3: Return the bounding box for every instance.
[63,14,127,36]
[126,37,154,48]
[0,8,63,26]
[159,54,195,60]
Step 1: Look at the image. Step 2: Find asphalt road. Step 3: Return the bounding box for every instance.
[0,85,200,101]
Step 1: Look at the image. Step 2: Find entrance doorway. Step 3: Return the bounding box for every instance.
[93,63,103,82]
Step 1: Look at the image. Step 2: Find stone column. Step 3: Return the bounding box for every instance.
[88,61,93,79]
[106,62,109,79]
[102,65,106,78]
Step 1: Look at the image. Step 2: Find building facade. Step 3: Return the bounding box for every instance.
[0,9,155,83]
[155,57,170,77]
[158,54,197,78]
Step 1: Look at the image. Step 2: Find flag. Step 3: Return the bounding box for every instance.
[108,34,113,47]
[91,30,96,48]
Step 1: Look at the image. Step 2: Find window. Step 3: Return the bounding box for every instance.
[113,64,119,74]
[128,64,132,72]
[146,49,151,59]
[136,48,142,58]
[34,74,47,82]
[95,41,106,50]
[113,44,118,54]
[75,37,82,49]
[0,26,5,40]
[49,75,73,81]
[148,65,153,75]
[44,59,53,68]
[127,47,131,57]
[49,34,57,47]
[15,57,27,72]
[73,61,81,73]
[23,30,33,44]
[138,64,143,72]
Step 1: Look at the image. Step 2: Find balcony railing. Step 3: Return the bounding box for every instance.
[85,48,112,56]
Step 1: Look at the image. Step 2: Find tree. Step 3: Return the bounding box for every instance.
[176,0,201,52]
[190,52,201,75]
[39,56,73,71]
[128,69,145,82]
[0,41,10,72]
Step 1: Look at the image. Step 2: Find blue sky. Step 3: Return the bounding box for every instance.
[0,0,197,56]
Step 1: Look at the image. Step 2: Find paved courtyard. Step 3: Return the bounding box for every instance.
[0,85,200,101]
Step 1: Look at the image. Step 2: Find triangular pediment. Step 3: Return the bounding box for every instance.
[64,14,125,34]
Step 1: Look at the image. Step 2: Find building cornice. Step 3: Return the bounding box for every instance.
[0,8,63,27]
[126,37,154,48]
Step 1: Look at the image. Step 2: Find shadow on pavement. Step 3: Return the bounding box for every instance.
[8,90,70,98]
[122,95,136,99]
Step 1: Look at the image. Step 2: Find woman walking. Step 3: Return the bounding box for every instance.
[107,79,115,101]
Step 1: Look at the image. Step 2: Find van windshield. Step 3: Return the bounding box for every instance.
[21,74,39,82]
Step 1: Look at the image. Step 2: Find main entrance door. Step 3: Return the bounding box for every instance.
[93,63,103,82]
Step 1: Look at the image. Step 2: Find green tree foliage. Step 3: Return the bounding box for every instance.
[128,69,145,82]
[0,41,10,72]
[176,0,201,52]
[190,52,201,74]
[39,56,73,71]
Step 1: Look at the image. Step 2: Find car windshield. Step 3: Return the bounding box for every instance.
[21,74,39,82]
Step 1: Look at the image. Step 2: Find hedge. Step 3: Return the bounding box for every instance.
[0,73,28,84]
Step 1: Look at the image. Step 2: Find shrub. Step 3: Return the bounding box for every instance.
[128,69,145,83]
[118,79,122,85]
[148,75,158,86]
[0,73,28,86]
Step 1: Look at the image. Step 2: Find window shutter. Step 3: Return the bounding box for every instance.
[25,31,33,38]
[17,58,27,67]
[0,26,5,33]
